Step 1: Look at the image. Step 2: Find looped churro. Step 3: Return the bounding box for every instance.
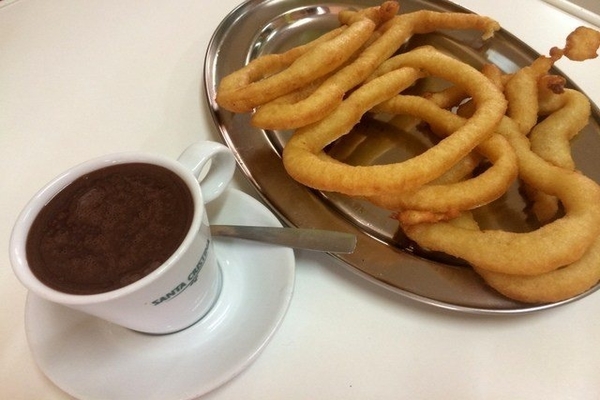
[283,46,507,196]
[249,5,500,129]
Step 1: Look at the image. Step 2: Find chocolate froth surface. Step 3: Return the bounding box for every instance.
[26,163,194,295]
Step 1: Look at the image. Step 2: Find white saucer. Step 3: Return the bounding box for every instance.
[25,188,295,400]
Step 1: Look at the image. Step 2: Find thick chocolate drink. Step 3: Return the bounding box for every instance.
[26,163,194,295]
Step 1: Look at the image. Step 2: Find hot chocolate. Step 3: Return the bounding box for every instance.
[26,162,194,295]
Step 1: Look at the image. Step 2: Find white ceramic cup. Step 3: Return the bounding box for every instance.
[10,141,236,334]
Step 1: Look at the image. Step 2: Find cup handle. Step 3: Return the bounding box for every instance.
[177,141,236,203]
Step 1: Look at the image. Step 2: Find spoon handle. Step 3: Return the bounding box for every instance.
[210,225,357,254]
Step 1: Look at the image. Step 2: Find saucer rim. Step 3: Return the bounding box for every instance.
[24,188,296,400]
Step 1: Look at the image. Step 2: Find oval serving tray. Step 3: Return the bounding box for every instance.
[204,0,600,314]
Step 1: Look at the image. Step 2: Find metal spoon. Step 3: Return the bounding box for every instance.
[210,225,357,253]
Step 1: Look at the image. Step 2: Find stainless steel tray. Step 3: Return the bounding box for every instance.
[204,0,600,314]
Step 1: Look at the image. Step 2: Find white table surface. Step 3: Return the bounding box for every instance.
[1,0,599,399]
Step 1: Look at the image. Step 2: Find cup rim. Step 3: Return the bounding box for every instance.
[9,151,205,305]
